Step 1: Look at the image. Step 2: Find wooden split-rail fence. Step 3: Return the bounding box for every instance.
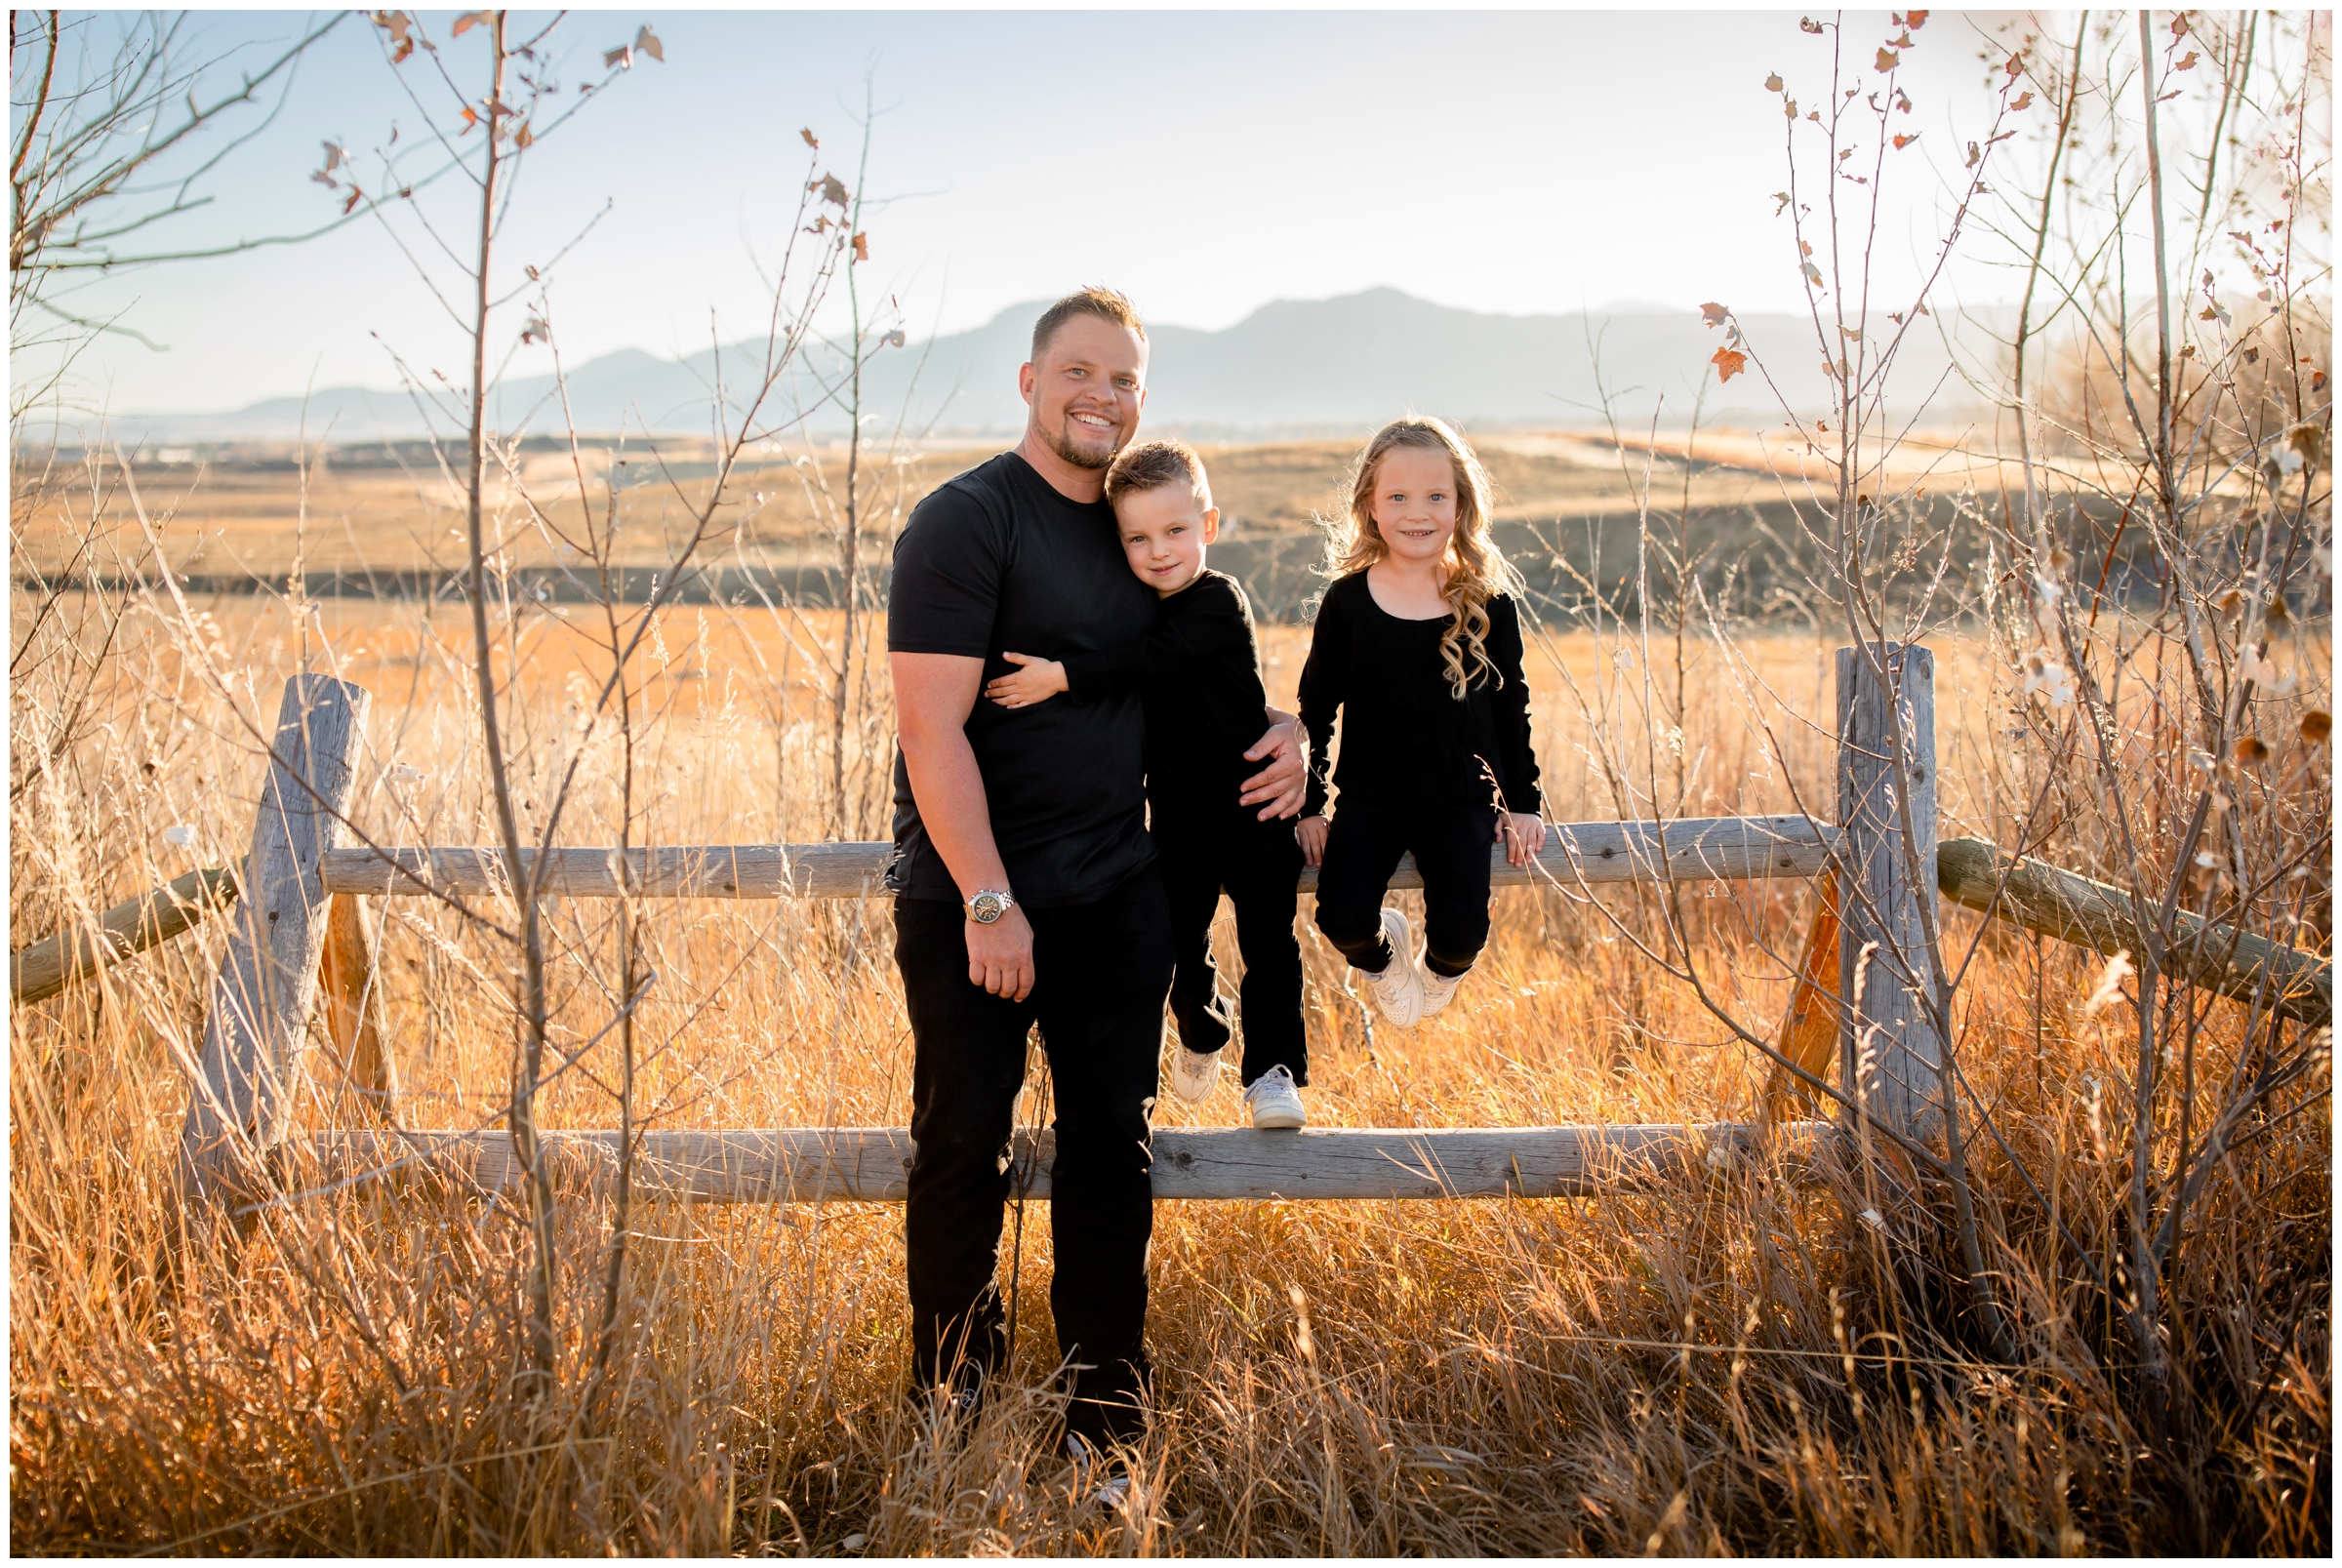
[14,644,2328,1215]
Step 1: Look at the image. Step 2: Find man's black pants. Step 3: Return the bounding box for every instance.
[1314,800,1498,978]
[895,872,1173,1446]
[1155,813,1308,1086]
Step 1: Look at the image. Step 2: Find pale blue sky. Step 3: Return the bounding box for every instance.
[19,9,2103,414]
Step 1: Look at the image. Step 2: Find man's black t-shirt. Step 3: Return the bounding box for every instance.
[886,451,1160,906]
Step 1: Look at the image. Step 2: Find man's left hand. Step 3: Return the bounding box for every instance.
[1239,716,1308,821]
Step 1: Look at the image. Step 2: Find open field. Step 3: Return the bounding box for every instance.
[18,425,1999,577]
[20,425,2159,633]
[10,571,2330,1553]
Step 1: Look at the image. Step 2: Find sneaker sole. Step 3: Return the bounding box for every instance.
[1251,1109,1306,1130]
[1373,908,1425,1025]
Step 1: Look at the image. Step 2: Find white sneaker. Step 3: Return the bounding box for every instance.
[1068,1433,1132,1508]
[1418,964,1464,1020]
[1359,906,1425,1027]
[1244,1064,1308,1129]
[1169,1043,1221,1105]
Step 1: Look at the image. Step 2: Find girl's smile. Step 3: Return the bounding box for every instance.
[1367,445,1461,565]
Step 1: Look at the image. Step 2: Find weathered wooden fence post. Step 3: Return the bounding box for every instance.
[181,675,373,1211]
[316,892,400,1127]
[1836,643,1943,1144]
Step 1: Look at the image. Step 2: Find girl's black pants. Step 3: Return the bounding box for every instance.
[1313,799,1497,979]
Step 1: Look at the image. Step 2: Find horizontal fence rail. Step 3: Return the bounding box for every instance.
[315,816,1841,901]
[310,1122,1829,1203]
[1938,836,2331,1025]
[11,863,242,1004]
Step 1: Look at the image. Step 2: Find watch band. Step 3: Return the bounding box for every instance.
[963,888,1016,924]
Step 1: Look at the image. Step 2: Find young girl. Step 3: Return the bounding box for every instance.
[1295,417,1546,1025]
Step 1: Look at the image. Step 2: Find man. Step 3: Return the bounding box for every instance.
[887,286,1307,1456]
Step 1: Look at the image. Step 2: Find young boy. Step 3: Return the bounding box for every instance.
[984,440,1311,1130]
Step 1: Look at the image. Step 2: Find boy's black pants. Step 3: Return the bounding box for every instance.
[895,873,1172,1448]
[1313,800,1497,978]
[1154,813,1308,1087]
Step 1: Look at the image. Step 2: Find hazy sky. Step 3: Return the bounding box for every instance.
[23,8,2052,414]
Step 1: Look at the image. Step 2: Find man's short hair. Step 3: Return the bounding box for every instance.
[1030,285,1148,363]
[1105,439,1210,512]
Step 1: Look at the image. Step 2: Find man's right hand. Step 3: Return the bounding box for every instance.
[966,905,1036,1001]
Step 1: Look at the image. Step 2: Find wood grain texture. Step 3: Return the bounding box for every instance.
[182,677,372,1202]
[1760,867,1842,1124]
[11,863,241,1003]
[315,893,400,1126]
[1837,644,1944,1141]
[307,1122,1824,1202]
[1938,836,2331,1025]
[314,817,1839,902]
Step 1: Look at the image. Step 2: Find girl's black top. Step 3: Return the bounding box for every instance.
[1297,572,1542,820]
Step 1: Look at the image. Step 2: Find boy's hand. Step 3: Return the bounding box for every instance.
[1500,811,1548,868]
[1295,815,1329,866]
[985,652,1068,710]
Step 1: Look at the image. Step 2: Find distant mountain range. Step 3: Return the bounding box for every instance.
[107,287,2005,445]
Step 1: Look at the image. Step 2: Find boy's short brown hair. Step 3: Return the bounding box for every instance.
[1105,438,1211,513]
[1030,285,1148,362]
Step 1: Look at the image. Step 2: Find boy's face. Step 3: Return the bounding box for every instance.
[1113,484,1219,598]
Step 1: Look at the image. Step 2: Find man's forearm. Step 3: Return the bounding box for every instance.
[899,729,1011,901]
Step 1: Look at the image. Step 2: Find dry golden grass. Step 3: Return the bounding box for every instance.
[21,430,1826,579]
[9,575,2330,1554]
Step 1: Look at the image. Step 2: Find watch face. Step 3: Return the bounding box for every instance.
[970,892,1004,923]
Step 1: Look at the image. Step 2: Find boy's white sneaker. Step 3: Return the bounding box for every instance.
[1418,965,1464,1020]
[1360,906,1425,1027]
[1067,1433,1133,1509]
[1169,1043,1221,1105]
[1244,1065,1308,1130]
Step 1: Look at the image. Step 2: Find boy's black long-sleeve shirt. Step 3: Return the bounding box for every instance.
[1060,569,1277,832]
[1296,572,1542,820]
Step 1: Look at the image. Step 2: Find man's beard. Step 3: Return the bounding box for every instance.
[1039,410,1121,470]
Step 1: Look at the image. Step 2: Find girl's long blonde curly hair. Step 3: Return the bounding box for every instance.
[1325,416,1524,699]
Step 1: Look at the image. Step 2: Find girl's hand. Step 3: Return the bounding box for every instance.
[1295,815,1329,866]
[985,652,1068,710]
[1500,811,1547,868]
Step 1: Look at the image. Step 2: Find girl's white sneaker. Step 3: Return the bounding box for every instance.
[1418,965,1463,1020]
[1244,1065,1308,1130]
[1169,1043,1221,1105]
[1361,906,1425,1027]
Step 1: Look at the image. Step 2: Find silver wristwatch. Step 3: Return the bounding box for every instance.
[963,888,1016,925]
